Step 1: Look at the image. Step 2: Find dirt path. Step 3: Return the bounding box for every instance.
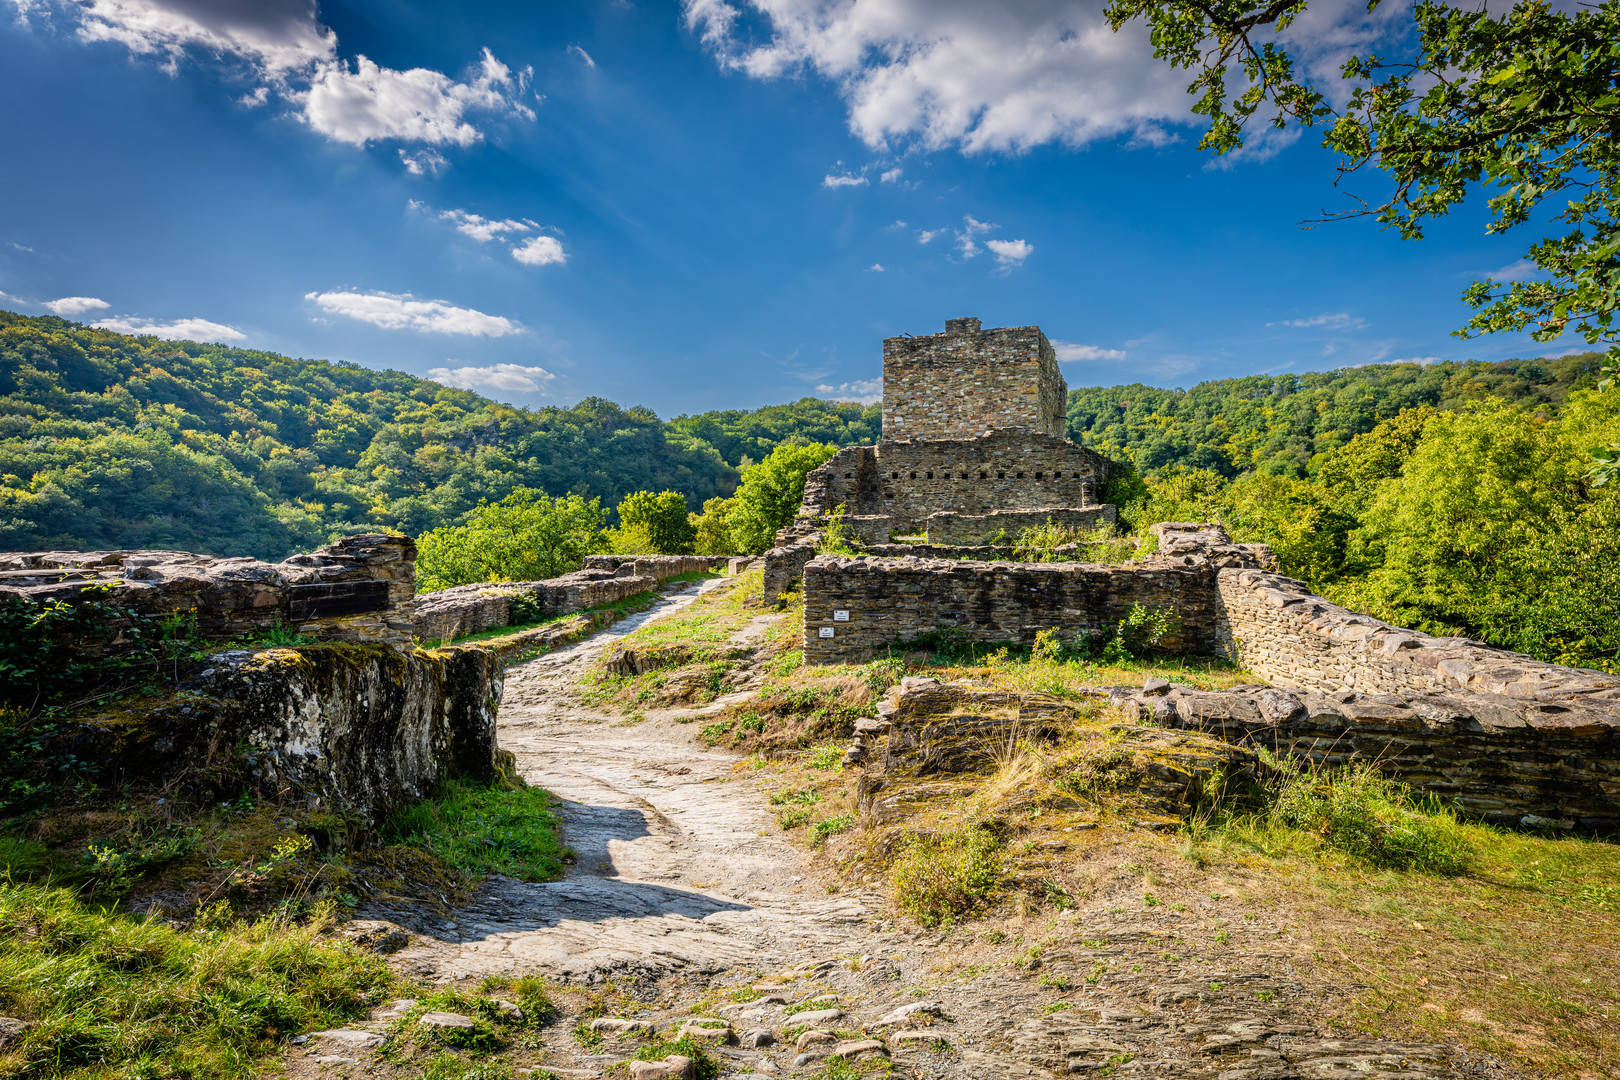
[365,579,1516,1080]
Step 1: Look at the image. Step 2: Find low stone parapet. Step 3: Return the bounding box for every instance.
[1112,680,1620,831]
[0,533,417,644]
[412,555,729,642]
[921,505,1116,544]
[763,536,821,604]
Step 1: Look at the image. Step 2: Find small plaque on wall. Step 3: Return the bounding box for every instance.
[819,627,835,638]
[834,610,850,621]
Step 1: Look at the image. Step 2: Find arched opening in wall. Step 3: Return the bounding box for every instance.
[910,472,917,479]
[891,472,900,479]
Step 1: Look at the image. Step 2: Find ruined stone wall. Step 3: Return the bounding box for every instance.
[413,554,729,642]
[881,317,1067,441]
[63,642,503,825]
[803,431,1113,533]
[763,537,821,602]
[1113,681,1620,831]
[1214,565,1620,703]
[802,554,1218,664]
[0,533,417,644]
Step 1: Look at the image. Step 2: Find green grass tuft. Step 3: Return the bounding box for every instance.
[380,777,571,883]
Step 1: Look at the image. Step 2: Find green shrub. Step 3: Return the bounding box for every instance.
[891,828,1003,927]
[631,1036,720,1080]
[1262,755,1472,874]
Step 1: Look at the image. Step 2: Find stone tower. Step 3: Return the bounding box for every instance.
[881,316,1068,442]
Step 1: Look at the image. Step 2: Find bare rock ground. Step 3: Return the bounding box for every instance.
[350,579,1519,1080]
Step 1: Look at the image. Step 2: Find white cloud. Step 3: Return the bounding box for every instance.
[916,228,944,244]
[683,0,1404,155]
[22,1,533,156]
[10,243,34,253]
[299,49,532,148]
[512,235,567,266]
[93,315,246,342]
[72,0,336,73]
[1268,312,1367,330]
[427,362,555,393]
[568,44,595,67]
[815,377,882,405]
[440,208,533,243]
[1052,340,1125,362]
[880,167,902,183]
[684,0,1193,153]
[986,237,1032,269]
[399,148,448,176]
[1391,355,1442,365]
[42,296,110,316]
[822,172,868,188]
[306,290,520,336]
[867,263,884,272]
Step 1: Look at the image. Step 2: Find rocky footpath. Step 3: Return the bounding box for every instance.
[323,578,1518,1080]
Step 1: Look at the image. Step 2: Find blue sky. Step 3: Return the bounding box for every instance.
[0,0,1568,417]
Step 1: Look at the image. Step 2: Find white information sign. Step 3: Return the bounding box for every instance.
[834,610,850,621]
[818,627,835,638]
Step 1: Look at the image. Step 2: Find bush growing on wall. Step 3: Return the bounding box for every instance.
[416,489,606,593]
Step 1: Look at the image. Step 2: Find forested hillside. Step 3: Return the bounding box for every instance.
[1065,353,1605,477]
[0,311,875,559]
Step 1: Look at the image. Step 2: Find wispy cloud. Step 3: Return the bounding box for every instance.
[41,296,110,316]
[427,362,555,393]
[880,167,902,183]
[306,290,520,336]
[512,235,567,266]
[440,208,534,243]
[916,228,944,244]
[567,44,596,68]
[1267,312,1367,331]
[93,315,246,342]
[822,172,868,188]
[399,148,448,176]
[867,263,885,272]
[815,377,882,405]
[1488,259,1538,282]
[1052,340,1125,362]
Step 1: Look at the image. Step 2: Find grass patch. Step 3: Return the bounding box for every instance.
[890,828,1003,928]
[630,1035,721,1080]
[1180,765,1620,1076]
[810,814,856,846]
[380,776,571,883]
[0,881,391,1079]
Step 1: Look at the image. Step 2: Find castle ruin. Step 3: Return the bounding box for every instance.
[798,316,1117,544]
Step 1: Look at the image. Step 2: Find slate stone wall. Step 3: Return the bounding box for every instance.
[412,554,730,642]
[803,431,1114,534]
[1112,681,1620,831]
[882,317,1067,441]
[802,554,1218,663]
[0,533,418,644]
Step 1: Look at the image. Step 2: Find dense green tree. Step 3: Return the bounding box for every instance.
[690,496,736,556]
[1108,0,1620,475]
[415,490,607,593]
[728,443,839,554]
[615,490,696,555]
[666,398,880,468]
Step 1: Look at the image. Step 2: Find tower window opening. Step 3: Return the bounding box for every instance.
[925,471,933,479]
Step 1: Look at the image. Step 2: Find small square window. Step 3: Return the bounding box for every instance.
[925,471,933,479]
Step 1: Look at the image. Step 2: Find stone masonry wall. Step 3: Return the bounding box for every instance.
[882,317,1067,441]
[411,554,730,642]
[1112,681,1620,831]
[803,431,1114,533]
[802,554,1219,664]
[0,533,417,644]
